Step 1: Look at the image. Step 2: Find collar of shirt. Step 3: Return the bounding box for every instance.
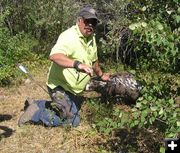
[75,24,95,43]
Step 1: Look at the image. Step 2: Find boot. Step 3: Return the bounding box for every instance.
[23,98,35,110]
[18,102,39,127]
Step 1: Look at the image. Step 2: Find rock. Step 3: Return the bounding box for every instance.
[24,78,31,84]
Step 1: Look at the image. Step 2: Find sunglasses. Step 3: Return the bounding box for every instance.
[84,18,98,27]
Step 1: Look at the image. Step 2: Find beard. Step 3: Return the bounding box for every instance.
[83,27,94,37]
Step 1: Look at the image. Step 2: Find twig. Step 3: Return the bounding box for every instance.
[155,118,167,124]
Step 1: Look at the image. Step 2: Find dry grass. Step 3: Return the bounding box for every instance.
[0,65,163,153]
[0,67,106,153]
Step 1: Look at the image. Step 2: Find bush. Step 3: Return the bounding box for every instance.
[129,19,179,72]
[127,0,180,73]
[0,9,38,85]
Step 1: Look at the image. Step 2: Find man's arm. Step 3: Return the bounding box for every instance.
[49,53,93,76]
[49,53,74,68]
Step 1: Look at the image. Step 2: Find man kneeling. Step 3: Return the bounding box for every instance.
[18,6,109,127]
[18,90,82,127]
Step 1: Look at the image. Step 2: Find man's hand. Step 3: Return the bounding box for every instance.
[78,63,93,77]
[101,73,111,81]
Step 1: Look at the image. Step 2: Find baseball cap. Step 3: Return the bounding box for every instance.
[78,6,99,22]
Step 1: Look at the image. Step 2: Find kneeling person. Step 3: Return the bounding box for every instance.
[18,6,109,127]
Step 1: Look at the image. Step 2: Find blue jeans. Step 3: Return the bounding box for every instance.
[30,86,84,127]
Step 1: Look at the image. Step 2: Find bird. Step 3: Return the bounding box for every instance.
[85,72,142,104]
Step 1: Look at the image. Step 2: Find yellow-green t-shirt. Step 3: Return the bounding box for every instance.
[46,25,98,95]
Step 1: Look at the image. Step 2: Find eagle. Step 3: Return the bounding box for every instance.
[85,72,142,103]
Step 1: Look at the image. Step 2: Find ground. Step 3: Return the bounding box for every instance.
[0,66,163,153]
[0,67,106,153]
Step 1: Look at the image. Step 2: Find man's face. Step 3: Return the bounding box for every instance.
[78,18,98,37]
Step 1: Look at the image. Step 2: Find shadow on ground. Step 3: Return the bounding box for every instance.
[83,99,163,153]
[0,114,14,140]
[0,114,12,122]
[100,128,162,153]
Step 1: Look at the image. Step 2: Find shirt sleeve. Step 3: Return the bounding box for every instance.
[50,34,72,56]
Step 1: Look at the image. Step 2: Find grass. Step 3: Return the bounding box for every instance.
[0,65,103,153]
[0,63,165,153]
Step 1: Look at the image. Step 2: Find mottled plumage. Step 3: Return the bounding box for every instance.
[86,72,142,103]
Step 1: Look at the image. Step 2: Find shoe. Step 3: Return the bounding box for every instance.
[23,98,35,110]
[18,102,39,127]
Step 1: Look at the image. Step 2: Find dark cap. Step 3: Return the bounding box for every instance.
[78,6,99,21]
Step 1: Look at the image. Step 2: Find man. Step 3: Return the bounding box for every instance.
[18,6,109,127]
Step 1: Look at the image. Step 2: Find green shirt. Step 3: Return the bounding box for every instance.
[46,24,98,95]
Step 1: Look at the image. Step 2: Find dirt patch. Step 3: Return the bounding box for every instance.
[0,68,104,153]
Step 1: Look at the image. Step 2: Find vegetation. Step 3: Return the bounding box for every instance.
[0,0,179,152]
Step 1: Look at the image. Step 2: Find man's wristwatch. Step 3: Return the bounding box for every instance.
[73,60,82,71]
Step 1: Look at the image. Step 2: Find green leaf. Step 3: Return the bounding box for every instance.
[175,15,180,23]
[157,23,163,30]
[138,97,144,101]
[136,103,142,108]
[129,24,136,30]
[167,10,173,15]
[149,116,156,124]
[133,112,139,119]
[129,23,141,30]
[148,96,153,101]
[168,99,174,104]
[134,120,139,125]
[142,100,148,104]
[173,112,177,118]
[178,7,180,14]
[129,70,136,74]
[160,147,165,153]
[92,124,96,128]
[141,22,147,27]
[138,122,144,128]
[130,122,135,128]
[141,110,148,118]
[159,108,164,115]
[166,133,176,138]
[150,106,157,111]
[131,108,138,112]
[119,112,123,118]
[141,116,145,123]
[153,111,158,118]
[141,6,146,11]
